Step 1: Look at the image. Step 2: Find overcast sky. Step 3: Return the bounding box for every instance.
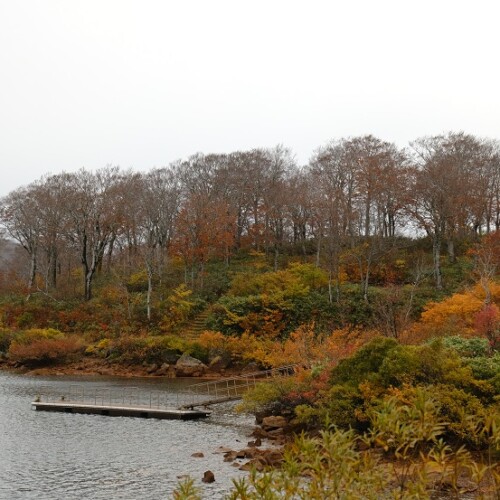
[1,0,499,197]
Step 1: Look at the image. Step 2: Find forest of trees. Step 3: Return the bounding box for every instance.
[2,132,500,496]
[1,131,499,310]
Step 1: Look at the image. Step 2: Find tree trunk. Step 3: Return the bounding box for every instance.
[146,268,153,322]
[47,246,57,289]
[447,238,456,263]
[26,250,37,300]
[84,271,93,301]
[433,233,443,289]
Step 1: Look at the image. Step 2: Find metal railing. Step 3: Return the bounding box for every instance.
[33,385,184,409]
[180,363,303,409]
[33,363,305,411]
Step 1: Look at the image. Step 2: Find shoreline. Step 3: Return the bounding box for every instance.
[0,355,251,379]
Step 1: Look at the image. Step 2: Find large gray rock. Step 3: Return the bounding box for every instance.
[175,353,207,377]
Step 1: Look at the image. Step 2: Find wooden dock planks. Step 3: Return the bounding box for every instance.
[32,401,210,420]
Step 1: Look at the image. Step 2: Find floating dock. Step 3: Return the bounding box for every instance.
[31,401,210,420]
[31,364,304,420]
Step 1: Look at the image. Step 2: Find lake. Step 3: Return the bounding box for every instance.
[0,372,257,499]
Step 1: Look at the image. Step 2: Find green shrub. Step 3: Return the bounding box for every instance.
[184,341,209,364]
[321,384,365,429]
[13,328,65,344]
[85,334,212,365]
[224,428,390,500]
[442,335,490,357]
[108,335,187,364]
[17,311,34,329]
[378,345,422,387]
[330,337,398,387]
[429,384,488,447]
[0,328,14,353]
[380,341,473,389]
[237,378,298,414]
[367,389,446,454]
[466,353,500,380]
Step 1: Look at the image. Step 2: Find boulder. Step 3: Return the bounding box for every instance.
[208,355,230,371]
[262,415,288,430]
[161,349,181,364]
[191,452,204,458]
[262,450,284,467]
[156,363,170,376]
[202,470,215,483]
[238,448,284,472]
[247,438,262,447]
[146,363,158,374]
[175,354,208,377]
[224,453,236,462]
[214,446,234,454]
[241,361,260,373]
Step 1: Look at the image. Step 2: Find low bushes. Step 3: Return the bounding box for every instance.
[242,336,500,450]
[8,335,82,366]
[176,391,500,498]
[85,334,209,366]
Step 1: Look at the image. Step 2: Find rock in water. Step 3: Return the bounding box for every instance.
[202,470,215,483]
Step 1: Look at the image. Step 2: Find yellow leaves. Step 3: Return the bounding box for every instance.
[197,330,225,349]
[229,268,309,300]
[127,270,148,288]
[264,324,320,367]
[421,294,483,335]
[197,330,272,366]
[160,284,194,332]
[288,262,329,289]
[15,328,65,343]
[418,282,500,337]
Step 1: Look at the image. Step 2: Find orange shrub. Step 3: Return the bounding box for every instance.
[320,326,382,363]
[197,330,273,366]
[265,324,324,367]
[9,337,82,366]
[401,281,500,342]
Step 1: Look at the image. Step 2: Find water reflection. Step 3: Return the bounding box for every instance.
[0,373,255,499]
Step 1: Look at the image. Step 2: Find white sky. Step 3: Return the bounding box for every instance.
[1,0,499,197]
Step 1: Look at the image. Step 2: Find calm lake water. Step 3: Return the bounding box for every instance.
[0,372,257,499]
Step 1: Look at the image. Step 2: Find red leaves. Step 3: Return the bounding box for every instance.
[474,303,500,348]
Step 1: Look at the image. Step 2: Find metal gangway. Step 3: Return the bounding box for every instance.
[32,384,211,419]
[179,363,304,409]
[34,385,185,409]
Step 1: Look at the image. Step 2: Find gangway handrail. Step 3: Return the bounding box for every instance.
[179,362,307,409]
[32,363,308,412]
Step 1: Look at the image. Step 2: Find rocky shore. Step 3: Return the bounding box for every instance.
[190,415,291,483]
[0,352,251,379]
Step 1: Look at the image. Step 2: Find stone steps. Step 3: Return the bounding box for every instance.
[181,309,211,341]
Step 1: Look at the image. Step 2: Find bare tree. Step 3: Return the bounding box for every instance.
[63,167,123,300]
[409,132,495,288]
[0,185,41,298]
[137,167,181,320]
